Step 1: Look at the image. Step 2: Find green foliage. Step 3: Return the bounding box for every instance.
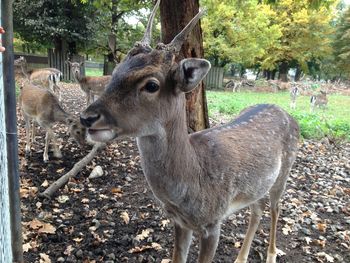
[333,6,350,77]
[263,0,336,71]
[201,0,281,67]
[85,67,103,76]
[201,0,338,73]
[207,91,350,141]
[13,0,95,49]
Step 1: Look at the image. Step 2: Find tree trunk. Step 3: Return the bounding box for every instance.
[295,65,302,81]
[160,0,209,132]
[278,61,289,82]
[48,37,70,80]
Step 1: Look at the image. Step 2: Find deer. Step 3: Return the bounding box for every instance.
[80,1,300,262]
[225,79,241,92]
[310,90,328,112]
[67,60,112,105]
[14,56,63,101]
[19,82,86,162]
[290,85,299,109]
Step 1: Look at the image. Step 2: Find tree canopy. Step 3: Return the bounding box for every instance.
[201,0,341,79]
[13,0,95,51]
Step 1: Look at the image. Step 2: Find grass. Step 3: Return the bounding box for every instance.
[206,91,350,141]
[85,67,103,77]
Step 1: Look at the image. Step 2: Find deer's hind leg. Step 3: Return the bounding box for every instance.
[234,199,265,263]
[197,222,221,263]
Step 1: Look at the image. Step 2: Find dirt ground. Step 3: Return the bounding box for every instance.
[19,84,350,263]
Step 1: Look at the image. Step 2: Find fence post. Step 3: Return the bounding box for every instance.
[1,0,24,262]
[0,15,12,263]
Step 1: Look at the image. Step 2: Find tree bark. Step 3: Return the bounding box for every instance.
[160,0,209,132]
[278,61,289,82]
[294,65,302,81]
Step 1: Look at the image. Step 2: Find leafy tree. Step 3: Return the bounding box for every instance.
[333,6,350,78]
[262,0,337,81]
[83,0,155,73]
[13,0,95,54]
[201,0,338,81]
[201,0,281,68]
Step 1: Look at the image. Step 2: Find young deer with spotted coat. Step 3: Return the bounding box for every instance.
[14,56,63,101]
[80,1,300,262]
[19,82,86,162]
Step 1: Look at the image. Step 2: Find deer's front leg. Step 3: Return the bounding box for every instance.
[172,223,193,263]
[43,131,51,162]
[197,223,221,263]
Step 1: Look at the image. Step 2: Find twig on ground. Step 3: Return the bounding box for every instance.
[40,142,106,199]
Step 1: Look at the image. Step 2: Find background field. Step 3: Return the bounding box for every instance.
[207,91,350,141]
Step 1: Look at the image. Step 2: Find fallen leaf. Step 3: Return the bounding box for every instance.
[39,253,51,263]
[57,195,70,204]
[234,241,241,248]
[41,180,49,187]
[120,211,130,224]
[151,242,162,251]
[28,219,44,230]
[135,228,154,242]
[23,243,32,252]
[56,168,65,174]
[316,252,334,262]
[317,223,327,233]
[160,219,170,229]
[73,237,83,243]
[38,223,56,234]
[64,245,74,256]
[313,239,326,248]
[81,198,89,204]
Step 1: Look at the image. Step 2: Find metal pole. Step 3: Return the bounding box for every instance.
[1,0,24,262]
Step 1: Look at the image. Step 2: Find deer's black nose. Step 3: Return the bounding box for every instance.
[80,113,100,128]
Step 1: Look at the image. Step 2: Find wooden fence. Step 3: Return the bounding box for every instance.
[204,66,224,89]
[15,51,86,81]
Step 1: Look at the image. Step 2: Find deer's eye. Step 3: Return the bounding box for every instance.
[143,81,160,93]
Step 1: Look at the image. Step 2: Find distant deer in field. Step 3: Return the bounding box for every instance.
[310,90,328,112]
[290,86,299,109]
[19,82,86,162]
[225,80,241,92]
[80,1,300,262]
[14,56,63,101]
[67,60,112,105]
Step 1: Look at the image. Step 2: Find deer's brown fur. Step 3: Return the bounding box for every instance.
[310,90,328,112]
[80,1,300,262]
[19,82,86,162]
[67,61,112,105]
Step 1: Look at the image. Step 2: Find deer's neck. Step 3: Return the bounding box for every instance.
[136,95,201,203]
[53,104,71,123]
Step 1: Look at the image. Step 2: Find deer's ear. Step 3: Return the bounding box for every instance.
[174,58,211,93]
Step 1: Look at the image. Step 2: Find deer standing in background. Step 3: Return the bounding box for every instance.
[310,90,328,112]
[14,56,63,101]
[290,86,299,109]
[19,82,86,162]
[80,1,300,262]
[67,61,112,105]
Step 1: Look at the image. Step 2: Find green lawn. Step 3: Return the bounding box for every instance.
[206,91,350,141]
[85,67,103,77]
